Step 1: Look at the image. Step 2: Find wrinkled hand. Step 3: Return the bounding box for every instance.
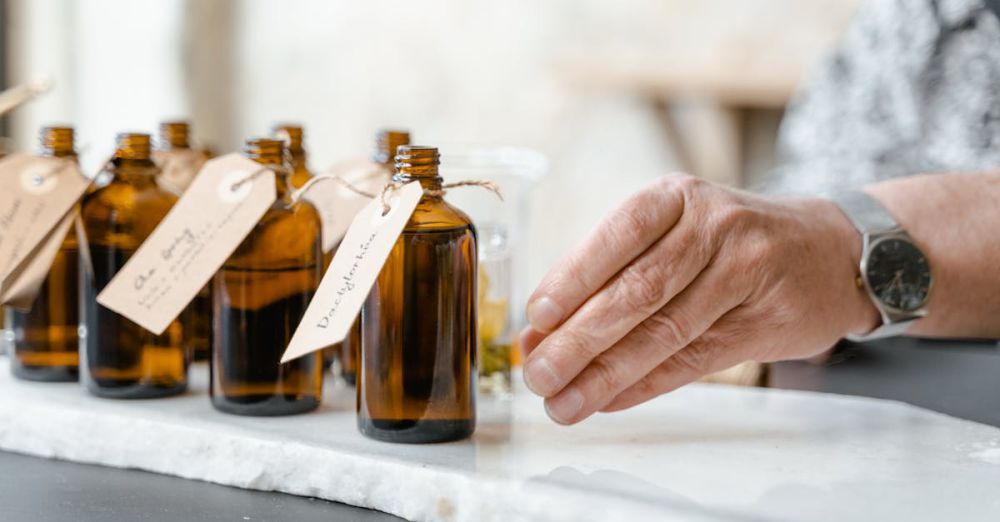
[521,174,879,424]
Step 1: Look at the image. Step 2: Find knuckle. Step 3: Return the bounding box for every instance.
[585,356,624,395]
[668,345,710,375]
[630,371,659,398]
[604,205,650,251]
[663,172,701,191]
[711,200,756,236]
[617,262,666,312]
[745,233,782,272]
[558,327,603,360]
[643,309,691,350]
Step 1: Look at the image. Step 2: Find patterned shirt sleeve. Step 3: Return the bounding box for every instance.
[765,0,1000,195]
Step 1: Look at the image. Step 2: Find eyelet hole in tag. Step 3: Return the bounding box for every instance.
[19,162,63,195]
[378,193,400,219]
[218,170,255,203]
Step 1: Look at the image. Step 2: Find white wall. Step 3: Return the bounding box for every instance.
[5,0,855,303]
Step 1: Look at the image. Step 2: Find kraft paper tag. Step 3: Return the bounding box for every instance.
[96,153,277,335]
[0,154,90,291]
[303,159,390,253]
[282,181,423,363]
[153,149,206,194]
[1,209,78,310]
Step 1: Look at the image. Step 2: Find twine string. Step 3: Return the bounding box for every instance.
[379,180,503,215]
[229,165,288,193]
[288,173,377,205]
[274,159,503,215]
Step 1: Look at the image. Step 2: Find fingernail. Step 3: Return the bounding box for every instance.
[527,297,563,332]
[545,388,584,425]
[523,357,560,396]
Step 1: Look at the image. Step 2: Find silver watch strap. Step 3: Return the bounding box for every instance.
[830,190,918,342]
[848,321,910,342]
[830,190,898,234]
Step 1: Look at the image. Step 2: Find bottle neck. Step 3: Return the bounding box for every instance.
[112,157,158,186]
[250,158,291,200]
[39,127,75,158]
[287,149,307,171]
[160,123,191,150]
[393,172,443,194]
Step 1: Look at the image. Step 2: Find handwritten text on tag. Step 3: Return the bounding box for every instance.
[282,181,423,363]
[97,154,276,335]
[0,154,90,295]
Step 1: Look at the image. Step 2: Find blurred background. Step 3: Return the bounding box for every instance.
[1,0,860,299]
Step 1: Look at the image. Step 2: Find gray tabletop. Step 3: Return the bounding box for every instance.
[2,337,997,521]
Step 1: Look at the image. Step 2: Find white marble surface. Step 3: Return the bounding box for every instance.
[0,359,997,522]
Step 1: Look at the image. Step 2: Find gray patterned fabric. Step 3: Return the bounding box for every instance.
[767,0,1000,195]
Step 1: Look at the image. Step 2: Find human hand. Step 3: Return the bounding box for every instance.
[521,174,879,424]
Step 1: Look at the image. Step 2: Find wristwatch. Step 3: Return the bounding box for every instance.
[830,191,933,341]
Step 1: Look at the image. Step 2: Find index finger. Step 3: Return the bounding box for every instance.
[526,175,688,333]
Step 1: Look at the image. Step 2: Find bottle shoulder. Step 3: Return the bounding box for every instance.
[225,199,322,269]
[80,177,179,249]
[405,198,476,234]
[81,177,178,221]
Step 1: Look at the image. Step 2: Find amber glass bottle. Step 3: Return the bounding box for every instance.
[340,129,410,386]
[159,120,190,149]
[271,123,338,369]
[7,126,80,381]
[80,133,188,398]
[358,145,477,443]
[157,121,212,362]
[211,138,324,416]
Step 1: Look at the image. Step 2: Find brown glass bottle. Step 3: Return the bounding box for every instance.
[156,121,212,362]
[271,123,338,370]
[80,133,188,398]
[7,126,81,382]
[358,145,477,443]
[340,129,410,386]
[211,138,324,416]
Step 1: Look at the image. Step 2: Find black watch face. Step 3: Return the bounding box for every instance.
[865,237,932,312]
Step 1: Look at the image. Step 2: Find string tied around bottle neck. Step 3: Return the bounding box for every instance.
[378,179,503,216]
[285,165,503,215]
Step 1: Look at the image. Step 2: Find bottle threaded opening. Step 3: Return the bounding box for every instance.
[272,124,304,152]
[244,137,285,165]
[159,121,191,149]
[373,129,411,165]
[115,133,152,160]
[39,126,75,157]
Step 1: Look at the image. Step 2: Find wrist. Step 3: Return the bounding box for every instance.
[816,197,881,337]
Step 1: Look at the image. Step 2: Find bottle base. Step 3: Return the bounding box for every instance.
[86,380,187,399]
[211,394,320,416]
[359,418,475,444]
[12,363,78,383]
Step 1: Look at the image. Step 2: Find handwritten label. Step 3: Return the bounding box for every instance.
[0,154,91,300]
[281,181,423,362]
[303,159,390,253]
[97,153,276,335]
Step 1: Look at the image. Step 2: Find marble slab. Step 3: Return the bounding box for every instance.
[0,359,997,522]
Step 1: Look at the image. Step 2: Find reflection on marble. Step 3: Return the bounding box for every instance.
[0,360,996,522]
